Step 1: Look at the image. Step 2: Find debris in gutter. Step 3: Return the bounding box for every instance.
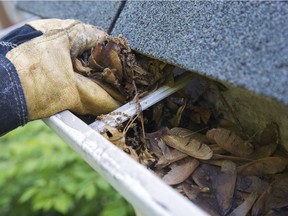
[75,35,288,216]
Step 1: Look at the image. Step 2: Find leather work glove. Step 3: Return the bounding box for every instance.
[3,19,120,121]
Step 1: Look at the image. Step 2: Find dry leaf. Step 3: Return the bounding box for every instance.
[191,167,211,188]
[146,130,166,158]
[108,49,123,81]
[193,193,221,216]
[183,183,210,201]
[228,192,258,216]
[237,157,287,176]
[168,127,210,144]
[74,58,92,75]
[152,102,164,128]
[138,147,156,166]
[260,122,279,146]
[206,128,254,156]
[162,158,199,185]
[88,43,105,70]
[170,103,186,127]
[237,176,269,193]
[156,147,188,168]
[189,106,212,125]
[162,134,213,160]
[103,126,138,161]
[252,174,288,216]
[213,160,237,215]
[212,154,253,163]
[249,122,280,159]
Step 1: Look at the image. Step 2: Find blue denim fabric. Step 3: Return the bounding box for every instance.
[0,55,28,135]
[0,25,42,135]
[0,25,42,55]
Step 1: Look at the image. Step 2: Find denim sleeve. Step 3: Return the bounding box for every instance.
[0,25,42,135]
[0,54,28,135]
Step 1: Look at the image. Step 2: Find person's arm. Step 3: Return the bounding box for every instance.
[0,54,28,134]
[0,19,120,135]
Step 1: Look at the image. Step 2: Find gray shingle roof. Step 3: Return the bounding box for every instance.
[17,1,122,31]
[111,1,288,105]
[18,1,288,105]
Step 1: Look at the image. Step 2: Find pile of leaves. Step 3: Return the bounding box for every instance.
[104,90,288,216]
[75,35,288,216]
[74,35,172,104]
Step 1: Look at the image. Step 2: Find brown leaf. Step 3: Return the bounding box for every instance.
[152,102,164,128]
[228,192,258,216]
[138,147,156,166]
[190,106,212,125]
[206,128,254,156]
[260,122,280,146]
[88,43,105,70]
[74,58,92,75]
[252,174,288,216]
[170,103,186,127]
[167,127,210,144]
[183,183,210,201]
[162,134,213,160]
[237,157,287,176]
[249,122,280,159]
[132,64,153,86]
[191,167,211,188]
[108,49,123,81]
[146,130,166,158]
[156,148,188,168]
[237,176,269,193]
[100,68,118,85]
[213,160,237,215]
[190,164,222,216]
[162,158,199,185]
[103,126,138,161]
[267,174,288,209]
[212,154,253,163]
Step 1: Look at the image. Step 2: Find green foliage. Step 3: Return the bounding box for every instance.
[0,121,134,216]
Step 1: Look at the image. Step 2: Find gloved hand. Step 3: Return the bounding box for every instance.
[3,19,120,121]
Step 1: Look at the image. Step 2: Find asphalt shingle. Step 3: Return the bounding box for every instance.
[17,1,122,30]
[112,1,288,105]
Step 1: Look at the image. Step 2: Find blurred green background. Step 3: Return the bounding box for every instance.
[0,121,134,216]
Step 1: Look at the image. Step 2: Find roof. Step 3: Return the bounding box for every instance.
[18,1,288,105]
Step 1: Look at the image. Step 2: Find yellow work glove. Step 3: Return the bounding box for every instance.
[5,19,120,120]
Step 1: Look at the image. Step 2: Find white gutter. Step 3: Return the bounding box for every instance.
[44,72,208,216]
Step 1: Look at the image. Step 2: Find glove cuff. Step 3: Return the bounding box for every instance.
[0,54,28,134]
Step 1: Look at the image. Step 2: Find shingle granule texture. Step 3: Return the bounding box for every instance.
[17,1,121,30]
[112,1,288,104]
